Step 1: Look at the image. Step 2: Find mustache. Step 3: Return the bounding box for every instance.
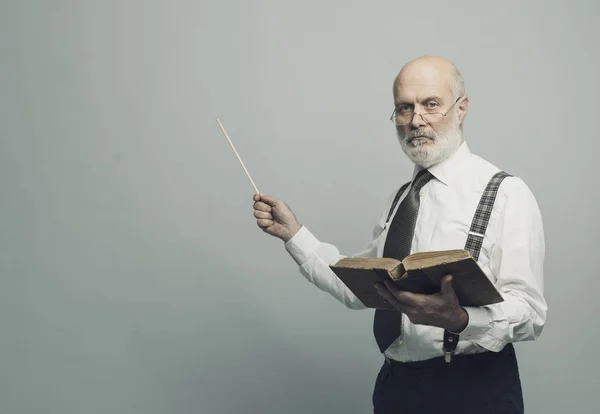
[405,129,437,141]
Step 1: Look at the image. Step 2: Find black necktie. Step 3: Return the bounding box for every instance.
[373,169,434,353]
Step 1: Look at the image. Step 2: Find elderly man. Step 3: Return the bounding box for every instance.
[252,56,546,413]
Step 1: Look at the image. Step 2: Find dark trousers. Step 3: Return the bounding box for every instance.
[372,344,524,414]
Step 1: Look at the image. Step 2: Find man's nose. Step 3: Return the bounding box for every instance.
[410,112,427,128]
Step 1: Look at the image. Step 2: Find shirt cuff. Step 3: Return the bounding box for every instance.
[451,306,492,340]
[284,226,320,266]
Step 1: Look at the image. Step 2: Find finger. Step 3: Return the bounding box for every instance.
[257,194,280,207]
[440,274,454,296]
[383,279,401,294]
[253,201,272,212]
[382,281,423,307]
[374,283,403,310]
[254,210,273,219]
[257,218,274,228]
[383,280,414,302]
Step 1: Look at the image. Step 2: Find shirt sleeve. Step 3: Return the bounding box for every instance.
[283,190,399,310]
[458,177,548,352]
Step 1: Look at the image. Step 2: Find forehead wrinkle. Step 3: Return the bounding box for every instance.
[394,84,444,104]
[395,85,453,104]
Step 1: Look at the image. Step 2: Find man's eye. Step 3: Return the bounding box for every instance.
[397,105,412,113]
[426,102,439,108]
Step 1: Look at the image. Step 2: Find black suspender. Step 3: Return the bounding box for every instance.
[443,171,512,362]
[464,171,512,260]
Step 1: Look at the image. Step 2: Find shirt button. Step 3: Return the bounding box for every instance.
[397,340,403,345]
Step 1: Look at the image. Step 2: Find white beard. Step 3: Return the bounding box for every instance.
[397,119,463,169]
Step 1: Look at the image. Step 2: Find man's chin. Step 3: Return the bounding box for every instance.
[402,146,436,168]
[398,124,463,168]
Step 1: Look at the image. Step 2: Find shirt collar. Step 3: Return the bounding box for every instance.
[412,141,472,186]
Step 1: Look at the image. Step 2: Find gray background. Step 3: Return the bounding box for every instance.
[1,0,598,413]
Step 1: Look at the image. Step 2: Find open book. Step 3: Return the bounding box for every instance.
[329,250,503,310]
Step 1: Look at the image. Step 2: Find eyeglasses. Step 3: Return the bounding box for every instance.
[390,96,463,126]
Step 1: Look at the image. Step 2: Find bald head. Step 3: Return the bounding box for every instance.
[391,56,469,168]
[393,56,465,100]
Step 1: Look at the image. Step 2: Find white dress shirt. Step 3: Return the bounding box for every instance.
[284,141,547,362]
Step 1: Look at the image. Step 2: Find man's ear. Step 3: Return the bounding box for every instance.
[458,96,469,124]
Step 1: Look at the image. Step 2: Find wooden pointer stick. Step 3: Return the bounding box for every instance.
[216,118,260,194]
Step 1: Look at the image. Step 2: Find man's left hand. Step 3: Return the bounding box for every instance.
[374,274,469,332]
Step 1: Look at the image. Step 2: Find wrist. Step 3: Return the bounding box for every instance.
[447,307,469,333]
[282,222,302,242]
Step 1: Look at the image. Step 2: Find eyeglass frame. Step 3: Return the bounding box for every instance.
[389,96,463,126]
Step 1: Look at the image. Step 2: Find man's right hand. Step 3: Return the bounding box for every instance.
[253,193,302,242]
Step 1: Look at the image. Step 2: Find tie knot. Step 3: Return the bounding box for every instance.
[412,169,434,192]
